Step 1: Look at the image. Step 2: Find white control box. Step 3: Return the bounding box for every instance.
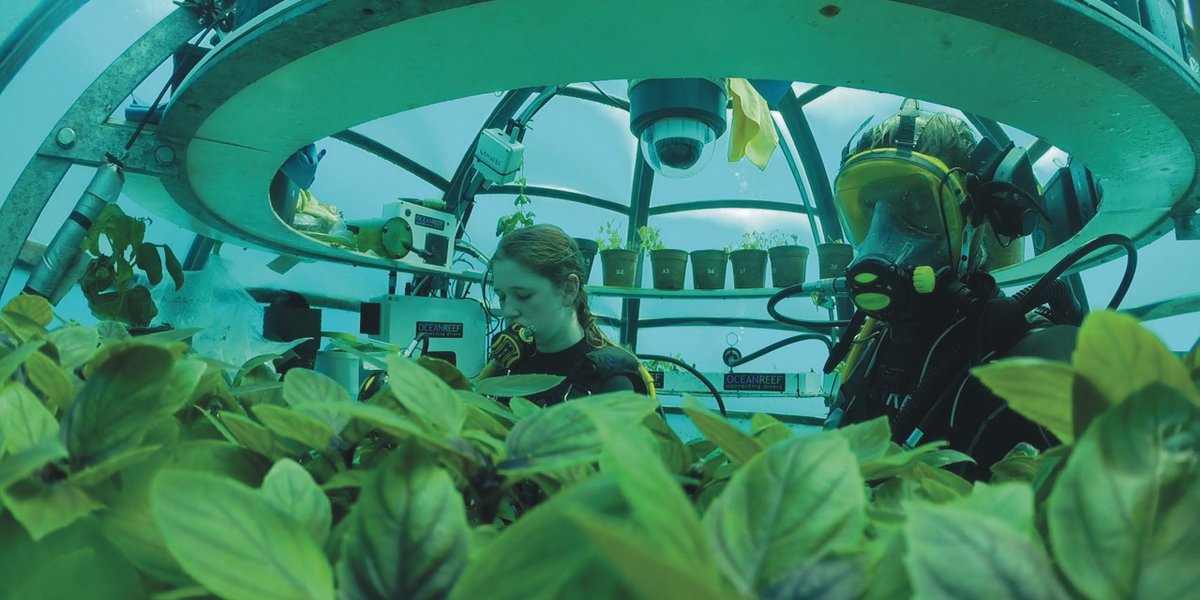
[362,294,487,377]
[472,128,524,185]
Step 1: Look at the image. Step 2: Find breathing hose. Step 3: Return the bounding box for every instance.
[639,353,727,417]
[766,279,852,330]
[724,333,833,368]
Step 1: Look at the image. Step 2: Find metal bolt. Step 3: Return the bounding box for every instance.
[154,145,176,166]
[55,127,76,148]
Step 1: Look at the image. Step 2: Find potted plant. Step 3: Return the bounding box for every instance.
[689,247,728,290]
[728,231,769,289]
[766,230,809,288]
[494,175,535,238]
[642,226,688,291]
[597,220,639,287]
[816,239,855,278]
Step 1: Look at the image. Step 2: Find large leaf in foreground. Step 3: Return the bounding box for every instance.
[971,358,1075,443]
[1072,311,1199,409]
[338,441,468,600]
[260,459,331,547]
[905,492,1068,600]
[1047,384,1200,600]
[0,383,58,454]
[500,392,656,476]
[151,470,333,600]
[682,396,763,464]
[60,344,175,467]
[703,432,866,596]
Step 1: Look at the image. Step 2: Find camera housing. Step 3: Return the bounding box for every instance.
[629,78,727,178]
[473,127,525,185]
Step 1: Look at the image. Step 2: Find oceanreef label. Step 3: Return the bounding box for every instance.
[415,321,463,338]
[723,372,787,392]
[414,214,446,230]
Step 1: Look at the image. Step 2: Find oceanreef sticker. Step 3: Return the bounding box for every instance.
[723,372,786,392]
[414,214,446,230]
[415,321,463,338]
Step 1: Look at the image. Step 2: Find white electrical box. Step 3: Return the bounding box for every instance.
[373,200,458,271]
[472,128,524,185]
[362,295,487,377]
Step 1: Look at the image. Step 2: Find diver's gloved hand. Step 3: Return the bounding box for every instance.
[489,324,536,370]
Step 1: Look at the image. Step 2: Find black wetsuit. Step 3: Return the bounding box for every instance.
[504,338,644,406]
[834,297,1078,481]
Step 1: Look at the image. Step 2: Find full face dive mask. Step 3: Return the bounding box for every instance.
[834,149,967,320]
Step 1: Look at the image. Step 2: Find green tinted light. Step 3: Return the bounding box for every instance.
[854,293,891,311]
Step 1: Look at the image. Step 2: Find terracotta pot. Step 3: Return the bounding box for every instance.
[729,249,768,289]
[573,237,599,284]
[599,249,639,287]
[816,243,854,278]
[649,249,688,290]
[768,245,809,287]
[690,250,728,290]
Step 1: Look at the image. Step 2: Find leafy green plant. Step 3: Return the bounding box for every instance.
[765,230,801,247]
[1,294,1196,600]
[596,219,627,251]
[494,174,535,238]
[636,225,665,253]
[725,231,770,253]
[78,204,184,327]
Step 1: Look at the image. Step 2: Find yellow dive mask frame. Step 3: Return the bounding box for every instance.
[834,148,968,259]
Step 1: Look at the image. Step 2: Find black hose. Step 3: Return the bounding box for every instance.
[639,353,727,417]
[725,334,833,368]
[767,282,851,330]
[1013,278,1082,326]
[1016,234,1136,314]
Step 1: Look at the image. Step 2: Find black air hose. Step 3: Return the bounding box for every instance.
[888,325,975,446]
[725,334,833,368]
[1016,234,1136,314]
[639,353,727,417]
[1012,278,1083,326]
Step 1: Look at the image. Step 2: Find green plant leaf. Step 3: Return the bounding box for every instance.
[261,459,331,547]
[337,441,468,600]
[304,401,461,457]
[163,245,184,291]
[417,355,473,390]
[500,392,656,477]
[703,432,866,596]
[321,469,369,491]
[858,441,946,481]
[476,374,565,398]
[0,340,44,384]
[3,294,53,327]
[750,413,793,447]
[568,511,729,600]
[1073,310,1199,409]
[918,449,975,469]
[455,390,515,426]
[152,470,333,600]
[509,396,542,420]
[281,368,351,433]
[135,242,163,285]
[252,404,334,451]
[683,396,763,464]
[0,383,58,454]
[60,344,175,467]
[2,480,104,541]
[833,416,892,464]
[971,358,1075,443]
[66,444,160,488]
[990,442,1041,483]
[905,497,1068,600]
[1047,384,1200,600]
[761,555,867,600]
[220,413,289,460]
[45,326,99,371]
[584,408,718,581]
[645,413,691,474]
[450,475,635,600]
[387,355,466,436]
[0,439,68,490]
[161,358,207,415]
[22,351,76,412]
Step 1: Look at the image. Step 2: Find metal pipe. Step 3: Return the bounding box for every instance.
[23,161,124,303]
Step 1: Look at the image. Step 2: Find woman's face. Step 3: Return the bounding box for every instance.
[491,258,577,342]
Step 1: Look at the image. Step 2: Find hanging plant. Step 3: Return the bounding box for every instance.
[78,204,184,327]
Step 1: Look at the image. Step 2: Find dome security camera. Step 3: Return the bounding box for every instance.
[629,78,727,178]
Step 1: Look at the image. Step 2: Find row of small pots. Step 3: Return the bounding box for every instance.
[575,242,855,290]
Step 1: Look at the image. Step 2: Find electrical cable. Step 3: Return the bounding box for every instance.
[767,282,852,330]
[1016,233,1136,313]
[638,353,727,417]
[724,333,833,368]
[123,22,217,152]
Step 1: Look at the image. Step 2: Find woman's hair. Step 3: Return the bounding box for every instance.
[491,224,611,349]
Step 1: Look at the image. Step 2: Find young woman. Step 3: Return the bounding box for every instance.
[482,224,651,406]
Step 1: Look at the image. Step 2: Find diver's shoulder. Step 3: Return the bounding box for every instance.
[1003,323,1078,362]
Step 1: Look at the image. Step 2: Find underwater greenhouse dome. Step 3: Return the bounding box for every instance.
[1,0,1198,598]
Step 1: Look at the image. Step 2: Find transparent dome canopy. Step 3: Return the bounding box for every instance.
[0,0,1197,379]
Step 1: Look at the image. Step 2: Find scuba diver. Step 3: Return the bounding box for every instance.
[479,224,654,406]
[826,99,1080,481]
